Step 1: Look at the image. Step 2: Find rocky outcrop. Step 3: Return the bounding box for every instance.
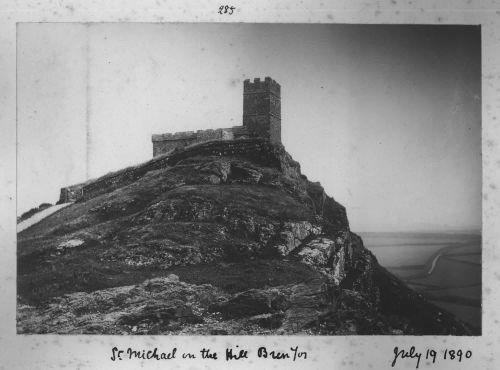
[18,140,472,335]
[58,139,307,203]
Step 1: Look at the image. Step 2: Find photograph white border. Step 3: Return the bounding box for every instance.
[1,1,499,369]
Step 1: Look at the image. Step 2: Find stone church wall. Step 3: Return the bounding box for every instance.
[152,127,242,157]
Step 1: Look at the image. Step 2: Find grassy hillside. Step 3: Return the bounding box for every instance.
[17,141,472,335]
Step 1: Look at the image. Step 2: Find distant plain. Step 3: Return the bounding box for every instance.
[360,232,481,333]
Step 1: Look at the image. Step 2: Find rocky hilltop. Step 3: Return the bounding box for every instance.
[17,139,472,335]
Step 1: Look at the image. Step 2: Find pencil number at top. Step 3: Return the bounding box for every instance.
[218,5,236,15]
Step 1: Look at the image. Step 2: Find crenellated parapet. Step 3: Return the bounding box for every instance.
[243,77,281,98]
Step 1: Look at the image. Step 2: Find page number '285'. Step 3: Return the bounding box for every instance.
[218,5,236,15]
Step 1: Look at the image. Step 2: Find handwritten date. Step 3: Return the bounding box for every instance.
[391,346,472,369]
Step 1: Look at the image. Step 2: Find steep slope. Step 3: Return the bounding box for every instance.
[17,139,472,335]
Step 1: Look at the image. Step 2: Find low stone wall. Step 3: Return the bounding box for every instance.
[58,138,297,204]
[152,138,197,157]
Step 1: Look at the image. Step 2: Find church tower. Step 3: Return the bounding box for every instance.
[242,77,281,144]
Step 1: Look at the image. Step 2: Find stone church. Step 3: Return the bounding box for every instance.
[152,77,281,156]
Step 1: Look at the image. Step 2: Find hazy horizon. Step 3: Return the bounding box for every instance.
[17,23,481,233]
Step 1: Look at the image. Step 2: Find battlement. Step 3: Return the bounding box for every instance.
[243,77,281,97]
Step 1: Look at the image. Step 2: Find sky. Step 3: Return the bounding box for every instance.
[17,23,481,232]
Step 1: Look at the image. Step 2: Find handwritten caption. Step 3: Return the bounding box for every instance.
[110,345,307,362]
[391,346,472,369]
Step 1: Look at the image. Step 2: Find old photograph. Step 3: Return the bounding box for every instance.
[16,23,481,335]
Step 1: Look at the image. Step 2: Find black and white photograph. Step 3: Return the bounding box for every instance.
[15,22,482,337]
